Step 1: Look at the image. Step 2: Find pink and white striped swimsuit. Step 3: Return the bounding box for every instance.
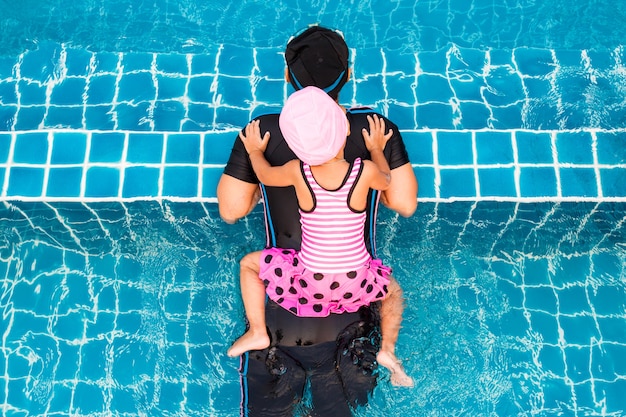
[298,158,371,273]
[259,157,391,317]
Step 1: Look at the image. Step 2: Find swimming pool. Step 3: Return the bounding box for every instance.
[1,0,626,416]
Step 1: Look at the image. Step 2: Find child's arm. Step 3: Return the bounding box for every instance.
[239,120,298,187]
[362,115,393,191]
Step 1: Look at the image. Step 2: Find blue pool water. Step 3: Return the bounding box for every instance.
[1,0,626,416]
[2,201,625,416]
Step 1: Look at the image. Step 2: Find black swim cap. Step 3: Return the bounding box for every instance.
[285,26,349,100]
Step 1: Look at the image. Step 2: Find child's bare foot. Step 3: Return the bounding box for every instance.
[377,350,414,387]
[227,330,270,357]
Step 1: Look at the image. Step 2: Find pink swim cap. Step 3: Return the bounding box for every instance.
[279,86,347,165]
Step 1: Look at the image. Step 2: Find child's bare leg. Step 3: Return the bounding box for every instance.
[227,251,270,357]
[377,276,414,387]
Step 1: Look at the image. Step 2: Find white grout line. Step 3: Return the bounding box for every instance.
[0,128,624,203]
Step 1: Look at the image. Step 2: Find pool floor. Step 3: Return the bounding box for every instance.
[1,201,625,416]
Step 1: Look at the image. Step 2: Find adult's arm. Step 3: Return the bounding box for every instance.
[217,130,261,224]
[380,162,418,217]
[216,174,260,224]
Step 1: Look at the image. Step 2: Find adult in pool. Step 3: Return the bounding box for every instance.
[217,25,418,416]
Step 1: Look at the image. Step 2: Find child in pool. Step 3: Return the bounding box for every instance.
[227,86,413,387]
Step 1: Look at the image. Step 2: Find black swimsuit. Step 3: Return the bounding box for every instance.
[224,109,410,417]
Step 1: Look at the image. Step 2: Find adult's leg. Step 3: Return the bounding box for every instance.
[239,347,307,417]
[376,276,413,387]
[335,306,381,409]
[228,251,270,357]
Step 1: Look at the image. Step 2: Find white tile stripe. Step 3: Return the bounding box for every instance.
[0,128,624,203]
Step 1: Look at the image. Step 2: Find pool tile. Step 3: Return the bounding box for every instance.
[13,106,46,131]
[538,345,565,375]
[490,105,524,129]
[93,52,119,73]
[47,107,83,129]
[204,132,236,164]
[157,75,187,100]
[386,50,417,75]
[122,166,160,198]
[50,77,86,105]
[162,167,198,197]
[0,133,11,163]
[437,131,473,165]
[386,75,416,104]
[118,72,156,102]
[403,131,433,164]
[19,43,58,81]
[516,131,553,164]
[14,132,48,164]
[46,167,83,197]
[7,167,45,197]
[153,101,186,131]
[413,167,435,198]
[528,311,559,343]
[589,284,626,316]
[458,102,491,129]
[218,45,254,77]
[156,53,188,75]
[596,131,626,165]
[85,167,120,198]
[115,103,151,130]
[190,53,217,75]
[254,48,284,79]
[556,131,594,164]
[51,132,86,164]
[187,75,215,103]
[354,75,385,105]
[87,75,117,104]
[186,104,215,129]
[557,285,591,315]
[0,81,17,104]
[84,105,115,130]
[586,50,614,71]
[122,52,152,72]
[216,75,253,108]
[479,167,516,197]
[214,106,249,129]
[475,131,513,164]
[417,50,449,73]
[514,48,556,76]
[561,315,600,345]
[450,75,483,101]
[416,74,453,102]
[559,167,597,197]
[202,168,221,198]
[439,168,476,198]
[17,80,46,105]
[519,167,558,197]
[127,133,163,163]
[600,168,626,197]
[0,106,16,130]
[90,132,125,163]
[523,77,553,98]
[386,103,415,130]
[353,48,384,77]
[254,78,286,103]
[484,67,525,106]
[416,103,455,129]
[166,133,200,163]
[65,48,92,77]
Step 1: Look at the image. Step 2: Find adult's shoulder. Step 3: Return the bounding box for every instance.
[345,107,409,170]
[255,112,281,128]
[346,107,400,130]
